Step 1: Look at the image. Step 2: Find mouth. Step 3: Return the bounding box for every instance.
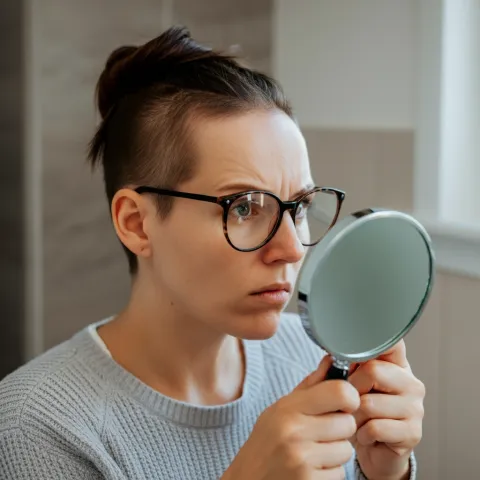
[251,283,292,295]
[249,283,292,305]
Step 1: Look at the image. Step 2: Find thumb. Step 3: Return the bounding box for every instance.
[295,354,333,391]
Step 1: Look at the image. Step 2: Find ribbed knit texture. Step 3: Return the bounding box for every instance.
[0,313,416,479]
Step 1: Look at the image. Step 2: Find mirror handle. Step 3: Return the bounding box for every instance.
[325,364,349,381]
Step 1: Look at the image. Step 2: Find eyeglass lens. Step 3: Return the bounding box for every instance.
[226,191,338,250]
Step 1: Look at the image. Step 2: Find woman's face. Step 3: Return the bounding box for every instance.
[146,110,313,339]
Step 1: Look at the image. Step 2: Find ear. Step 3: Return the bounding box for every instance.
[111,188,153,260]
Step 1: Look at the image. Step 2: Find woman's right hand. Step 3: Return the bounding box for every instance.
[222,356,360,480]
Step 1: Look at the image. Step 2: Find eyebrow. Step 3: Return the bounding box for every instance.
[217,182,315,199]
[293,183,315,198]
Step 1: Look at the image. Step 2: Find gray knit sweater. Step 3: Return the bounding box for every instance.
[0,313,416,479]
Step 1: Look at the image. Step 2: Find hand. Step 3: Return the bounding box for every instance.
[222,355,360,480]
[349,340,425,480]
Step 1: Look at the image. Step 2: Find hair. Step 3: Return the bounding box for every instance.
[88,25,295,275]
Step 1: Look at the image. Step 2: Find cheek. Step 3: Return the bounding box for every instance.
[151,211,250,301]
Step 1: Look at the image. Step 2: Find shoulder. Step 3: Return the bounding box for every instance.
[261,311,326,376]
[0,328,108,452]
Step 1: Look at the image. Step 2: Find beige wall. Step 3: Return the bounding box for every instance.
[274,0,416,130]
[39,0,160,348]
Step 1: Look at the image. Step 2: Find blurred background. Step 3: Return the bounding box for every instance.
[1,0,479,478]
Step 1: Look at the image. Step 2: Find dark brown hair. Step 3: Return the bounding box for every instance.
[88,25,294,275]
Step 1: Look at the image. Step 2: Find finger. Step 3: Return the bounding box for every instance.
[296,354,333,390]
[302,412,357,442]
[376,340,410,369]
[356,418,421,449]
[349,360,424,396]
[297,378,360,415]
[355,394,424,429]
[306,440,353,470]
[349,363,360,375]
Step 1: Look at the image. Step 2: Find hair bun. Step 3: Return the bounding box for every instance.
[95,26,221,119]
[96,45,138,119]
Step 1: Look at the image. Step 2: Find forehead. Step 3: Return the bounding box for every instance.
[186,110,312,197]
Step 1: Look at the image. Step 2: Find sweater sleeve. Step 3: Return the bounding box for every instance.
[352,452,417,480]
[0,428,104,480]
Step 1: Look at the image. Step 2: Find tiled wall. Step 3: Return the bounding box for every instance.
[0,1,24,378]
[172,0,273,73]
[302,128,414,214]
[285,128,414,315]
[38,0,162,348]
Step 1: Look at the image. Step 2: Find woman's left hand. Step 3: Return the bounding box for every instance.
[349,340,425,480]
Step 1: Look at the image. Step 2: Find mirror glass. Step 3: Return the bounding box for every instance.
[307,215,432,359]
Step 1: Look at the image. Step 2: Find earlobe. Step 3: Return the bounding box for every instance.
[111,188,152,259]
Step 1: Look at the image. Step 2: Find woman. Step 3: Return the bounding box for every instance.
[0,27,424,479]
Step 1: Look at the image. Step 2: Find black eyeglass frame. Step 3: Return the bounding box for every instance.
[135,186,346,252]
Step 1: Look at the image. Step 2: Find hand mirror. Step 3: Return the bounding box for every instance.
[297,208,435,380]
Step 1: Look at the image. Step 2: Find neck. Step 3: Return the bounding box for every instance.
[98,275,245,406]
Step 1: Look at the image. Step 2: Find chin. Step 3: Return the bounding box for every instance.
[231,309,284,340]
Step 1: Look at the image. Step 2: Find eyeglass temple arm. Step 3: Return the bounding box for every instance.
[135,187,219,204]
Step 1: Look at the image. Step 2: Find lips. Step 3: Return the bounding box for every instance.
[251,283,292,295]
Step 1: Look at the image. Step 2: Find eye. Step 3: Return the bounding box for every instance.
[228,192,275,224]
[232,201,253,218]
[296,197,313,219]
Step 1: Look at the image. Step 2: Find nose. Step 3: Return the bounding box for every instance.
[262,211,305,264]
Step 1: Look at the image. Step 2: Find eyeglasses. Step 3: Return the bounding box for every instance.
[135,186,346,252]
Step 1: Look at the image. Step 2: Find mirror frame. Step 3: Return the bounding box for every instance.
[297,208,436,363]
